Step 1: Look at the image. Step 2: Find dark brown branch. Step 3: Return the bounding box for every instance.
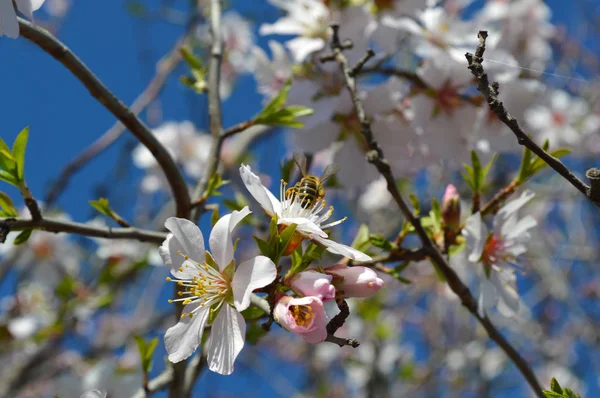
[17,18,191,218]
[465,31,593,206]
[0,217,166,244]
[44,31,193,206]
[322,24,544,398]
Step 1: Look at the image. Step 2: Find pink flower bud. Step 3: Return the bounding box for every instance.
[324,264,384,298]
[273,296,327,344]
[289,270,336,301]
[442,184,461,230]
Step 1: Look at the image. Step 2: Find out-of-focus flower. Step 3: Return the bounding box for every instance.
[160,207,276,375]
[80,390,107,398]
[251,40,293,100]
[0,0,45,38]
[324,264,384,298]
[239,164,371,261]
[1,283,56,340]
[274,295,327,343]
[132,121,211,192]
[463,190,537,317]
[259,0,330,62]
[45,0,70,17]
[289,270,336,301]
[524,89,600,147]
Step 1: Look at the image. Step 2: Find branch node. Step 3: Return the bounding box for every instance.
[586,168,600,203]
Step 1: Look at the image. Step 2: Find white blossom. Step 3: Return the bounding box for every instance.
[0,0,45,38]
[160,207,277,374]
[463,190,537,317]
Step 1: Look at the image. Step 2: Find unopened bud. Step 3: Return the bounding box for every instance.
[441,184,461,230]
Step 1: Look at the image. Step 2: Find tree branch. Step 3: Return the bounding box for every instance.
[465,31,594,206]
[17,18,191,218]
[44,28,195,206]
[0,217,166,244]
[321,24,544,398]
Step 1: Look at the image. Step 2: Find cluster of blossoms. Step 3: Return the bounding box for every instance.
[159,165,382,375]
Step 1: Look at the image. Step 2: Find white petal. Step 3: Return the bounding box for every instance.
[15,0,34,20]
[479,277,497,314]
[209,207,251,269]
[80,390,107,398]
[498,190,535,218]
[282,217,327,238]
[259,18,304,36]
[0,0,19,38]
[164,217,206,265]
[463,213,487,263]
[310,235,372,262]
[492,271,519,317]
[239,164,276,214]
[206,305,246,375]
[286,37,325,63]
[231,256,277,311]
[503,215,537,241]
[165,304,210,363]
[30,0,45,11]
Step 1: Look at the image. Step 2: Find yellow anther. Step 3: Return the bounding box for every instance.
[183,299,192,305]
[178,291,183,296]
[166,277,172,281]
[179,267,184,272]
[180,313,188,319]
[178,281,184,286]
[184,255,189,260]
[177,250,182,255]
[168,299,173,303]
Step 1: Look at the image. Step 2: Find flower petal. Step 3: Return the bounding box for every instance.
[282,217,327,238]
[209,207,251,269]
[163,218,205,270]
[206,305,246,375]
[310,235,372,262]
[239,164,277,214]
[15,0,34,20]
[164,304,210,363]
[0,0,19,38]
[463,212,487,263]
[231,255,277,311]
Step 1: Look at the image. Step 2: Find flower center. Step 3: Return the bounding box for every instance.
[166,251,229,319]
[290,304,314,327]
[32,240,53,259]
[481,235,505,266]
[552,111,566,126]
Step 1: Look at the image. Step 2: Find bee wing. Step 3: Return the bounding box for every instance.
[293,152,308,177]
[320,163,340,182]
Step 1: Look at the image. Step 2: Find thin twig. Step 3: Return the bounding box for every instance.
[17,18,191,218]
[44,29,194,206]
[321,24,544,398]
[0,217,166,244]
[465,31,593,206]
[189,0,224,223]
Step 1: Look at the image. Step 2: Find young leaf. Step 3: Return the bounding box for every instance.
[0,192,18,217]
[211,206,220,227]
[254,80,314,128]
[470,150,482,190]
[13,229,33,245]
[369,235,396,251]
[0,170,18,186]
[253,236,272,258]
[89,198,112,217]
[279,223,298,256]
[12,126,29,181]
[351,224,370,252]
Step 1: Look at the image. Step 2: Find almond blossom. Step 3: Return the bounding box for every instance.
[524,89,600,148]
[289,270,336,301]
[251,40,293,100]
[324,264,384,298]
[239,164,371,262]
[274,295,327,343]
[160,207,276,375]
[0,0,45,38]
[463,190,537,317]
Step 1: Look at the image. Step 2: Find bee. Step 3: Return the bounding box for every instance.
[285,153,340,209]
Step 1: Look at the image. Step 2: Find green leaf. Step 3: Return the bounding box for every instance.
[245,320,267,344]
[180,48,204,71]
[351,224,370,252]
[530,148,571,175]
[289,243,326,275]
[13,228,33,245]
[550,377,563,393]
[241,306,265,320]
[211,206,220,227]
[280,157,296,184]
[542,392,564,398]
[55,276,76,299]
[481,153,497,183]
[253,236,272,258]
[269,213,279,241]
[369,235,396,251]
[254,80,314,128]
[89,198,112,217]
[409,193,420,216]
[134,336,159,373]
[0,170,19,186]
[12,126,29,181]
[205,173,228,197]
[0,192,18,217]
[279,223,298,256]
[517,146,534,182]
[429,198,442,234]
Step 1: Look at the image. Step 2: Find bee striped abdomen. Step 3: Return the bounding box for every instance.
[294,176,320,209]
